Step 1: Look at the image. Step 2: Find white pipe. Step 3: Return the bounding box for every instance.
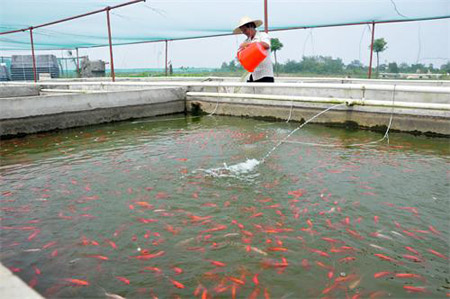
[40,89,106,94]
[187,92,450,111]
[5,81,450,94]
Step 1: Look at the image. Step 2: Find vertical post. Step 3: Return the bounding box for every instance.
[76,48,80,78]
[29,27,37,82]
[368,22,375,79]
[106,7,115,82]
[165,40,168,76]
[264,0,268,33]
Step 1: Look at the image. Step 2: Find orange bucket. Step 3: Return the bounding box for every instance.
[237,42,268,72]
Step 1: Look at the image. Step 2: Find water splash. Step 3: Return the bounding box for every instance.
[198,159,260,178]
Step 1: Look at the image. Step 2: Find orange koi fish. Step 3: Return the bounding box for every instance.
[405,246,420,255]
[427,248,448,259]
[374,271,392,278]
[310,248,330,257]
[63,278,89,286]
[374,254,401,264]
[115,276,130,285]
[42,241,57,249]
[169,278,185,289]
[200,224,227,234]
[403,286,427,293]
[395,273,425,280]
[133,250,165,260]
[267,247,288,252]
[402,255,422,262]
[210,260,226,267]
[227,276,245,285]
[28,230,41,241]
[252,273,259,285]
[321,237,344,244]
[86,255,108,260]
[143,266,162,273]
[428,225,441,235]
[339,257,356,263]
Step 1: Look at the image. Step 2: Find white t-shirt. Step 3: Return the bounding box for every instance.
[245,30,274,80]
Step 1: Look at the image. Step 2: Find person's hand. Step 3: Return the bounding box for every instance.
[239,42,251,50]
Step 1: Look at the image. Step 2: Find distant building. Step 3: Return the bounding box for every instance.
[379,72,443,79]
[10,55,59,81]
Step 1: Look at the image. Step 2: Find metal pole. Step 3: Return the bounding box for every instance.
[264,0,268,33]
[76,48,80,78]
[165,40,168,76]
[368,22,375,79]
[29,27,37,82]
[106,7,115,82]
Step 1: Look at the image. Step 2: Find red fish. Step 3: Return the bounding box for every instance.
[374,254,401,264]
[321,237,344,244]
[267,247,288,252]
[405,246,420,255]
[395,273,425,280]
[227,276,245,285]
[427,249,448,259]
[402,255,422,262]
[169,278,185,289]
[252,273,259,285]
[143,266,162,273]
[403,286,427,293]
[42,241,57,249]
[374,216,379,224]
[374,271,392,278]
[86,255,108,260]
[28,230,40,241]
[116,276,130,285]
[339,257,356,263]
[133,250,165,260]
[210,260,226,267]
[63,278,89,286]
[428,225,441,235]
[310,248,330,257]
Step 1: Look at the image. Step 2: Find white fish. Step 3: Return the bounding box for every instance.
[390,231,405,238]
[23,248,42,252]
[105,292,126,299]
[249,246,268,256]
[369,244,387,251]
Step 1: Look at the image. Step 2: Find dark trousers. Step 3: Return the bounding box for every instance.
[247,75,275,83]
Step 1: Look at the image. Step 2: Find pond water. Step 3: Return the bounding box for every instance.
[1,114,449,298]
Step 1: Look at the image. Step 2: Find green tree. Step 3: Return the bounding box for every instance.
[388,62,399,73]
[371,38,387,77]
[440,62,450,74]
[270,38,283,76]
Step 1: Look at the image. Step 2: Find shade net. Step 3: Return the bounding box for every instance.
[0,0,449,50]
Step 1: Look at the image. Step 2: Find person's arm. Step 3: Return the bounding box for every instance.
[259,32,271,50]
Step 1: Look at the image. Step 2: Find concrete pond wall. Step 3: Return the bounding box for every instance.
[0,78,449,138]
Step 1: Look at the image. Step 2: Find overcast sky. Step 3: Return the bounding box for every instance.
[2,17,449,70]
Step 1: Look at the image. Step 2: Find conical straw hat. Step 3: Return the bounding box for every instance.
[233,16,263,34]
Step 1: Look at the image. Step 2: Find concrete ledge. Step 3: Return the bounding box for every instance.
[187,98,450,136]
[0,84,40,98]
[0,263,43,299]
[0,87,186,136]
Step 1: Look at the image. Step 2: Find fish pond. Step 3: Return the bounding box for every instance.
[0,114,449,298]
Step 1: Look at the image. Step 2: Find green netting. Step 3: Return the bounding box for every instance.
[0,0,449,50]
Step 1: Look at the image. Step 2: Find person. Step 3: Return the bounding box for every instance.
[234,16,274,83]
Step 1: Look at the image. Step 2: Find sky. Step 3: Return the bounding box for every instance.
[1,3,448,70]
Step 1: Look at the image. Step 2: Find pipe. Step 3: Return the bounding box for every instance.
[106,8,115,82]
[41,89,106,94]
[76,48,80,78]
[29,27,37,82]
[9,81,450,94]
[165,40,168,76]
[368,22,375,79]
[264,0,269,33]
[186,92,450,111]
